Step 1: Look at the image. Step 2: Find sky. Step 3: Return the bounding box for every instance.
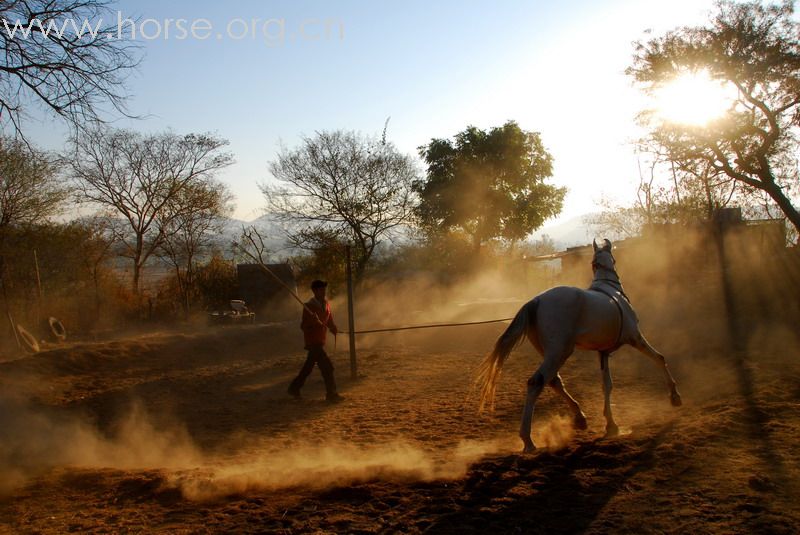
[15,0,719,224]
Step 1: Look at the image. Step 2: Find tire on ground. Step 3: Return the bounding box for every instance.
[16,324,40,353]
[47,316,67,342]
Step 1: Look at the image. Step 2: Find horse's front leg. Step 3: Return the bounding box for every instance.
[600,352,619,437]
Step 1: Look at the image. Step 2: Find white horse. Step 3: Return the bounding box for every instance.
[477,239,682,452]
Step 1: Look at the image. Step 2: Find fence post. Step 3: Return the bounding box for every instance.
[34,249,43,324]
[345,245,358,379]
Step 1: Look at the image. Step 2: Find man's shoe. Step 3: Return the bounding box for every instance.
[288,386,302,399]
[326,393,344,403]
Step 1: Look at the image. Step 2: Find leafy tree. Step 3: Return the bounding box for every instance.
[414,121,565,252]
[0,0,139,137]
[264,129,418,282]
[628,0,800,234]
[68,128,234,294]
[0,136,70,245]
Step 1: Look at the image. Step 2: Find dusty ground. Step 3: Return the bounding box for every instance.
[0,309,799,534]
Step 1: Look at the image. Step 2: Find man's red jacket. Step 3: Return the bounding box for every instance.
[301,297,337,349]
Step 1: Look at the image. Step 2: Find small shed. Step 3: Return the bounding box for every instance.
[236,263,298,321]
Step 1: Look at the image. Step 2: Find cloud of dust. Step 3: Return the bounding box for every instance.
[0,391,513,500]
[343,224,800,407]
[174,438,508,501]
[336,228,733,377]
[536,414,575,451]
[0,399,202,495]
[340,266,535,354]
[598,225,800,407]
[173,415,574,502]
[170,416,574,502]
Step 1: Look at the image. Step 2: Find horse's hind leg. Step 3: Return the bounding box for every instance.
[520,370,546,453]
[632,334,682,407]
[520,351,565,453]
[549,373,587,430]
[600,352,619,437]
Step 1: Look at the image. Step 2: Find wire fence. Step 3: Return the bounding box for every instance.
[342,317,514,335]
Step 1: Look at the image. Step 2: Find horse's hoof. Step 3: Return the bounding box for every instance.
[605,424,620,437]
[574,414,588,430]
[671,391,683,407]
[521,440,536,453]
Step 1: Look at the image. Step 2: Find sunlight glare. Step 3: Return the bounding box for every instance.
[655,70,736,126]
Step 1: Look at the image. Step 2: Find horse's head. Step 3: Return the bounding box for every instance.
[591,238,616,274]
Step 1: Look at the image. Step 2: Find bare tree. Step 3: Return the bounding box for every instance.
[237,225,272,265]
[264,130,418,282]
[0,136,70,246]
[69,127,234,294]
[75,212,120,319]
[590,148,751,239]
[157,180,232,317]
[0,0,140,138]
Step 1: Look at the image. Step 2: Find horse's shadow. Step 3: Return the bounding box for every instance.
[418,423,675,534]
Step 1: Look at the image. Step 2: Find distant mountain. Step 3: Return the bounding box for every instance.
[217,212,604,258]
[530,213,602,250]
[211,214,294,258]
[107,209,603,272]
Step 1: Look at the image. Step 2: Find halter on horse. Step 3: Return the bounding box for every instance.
[477,238,682,453]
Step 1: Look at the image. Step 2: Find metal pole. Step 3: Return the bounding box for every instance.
[33,249,43,324]
[345,245,357,379]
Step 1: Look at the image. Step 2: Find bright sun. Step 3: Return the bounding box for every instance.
[654,70,736,127]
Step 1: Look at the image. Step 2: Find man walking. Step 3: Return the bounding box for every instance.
[288,279,344,402]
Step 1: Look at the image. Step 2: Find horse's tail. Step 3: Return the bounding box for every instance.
[476,298,537,412]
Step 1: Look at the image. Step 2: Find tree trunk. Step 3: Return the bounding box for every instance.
[183,256,196,320]
[763,178,800,238]
[703,174,714,220]
[351,237,375,285]
[184,267,193,320]
[132,233,144,295]
[132,263,141,295]
[93,266,101,324]
[175,265,189,320]
[472,232,482,254]
[354,254,369,285]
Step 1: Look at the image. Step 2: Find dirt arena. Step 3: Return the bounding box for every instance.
[1,247,800,534]
[0,317,798,533]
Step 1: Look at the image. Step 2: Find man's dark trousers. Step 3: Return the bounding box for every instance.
[289,346,337,395]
